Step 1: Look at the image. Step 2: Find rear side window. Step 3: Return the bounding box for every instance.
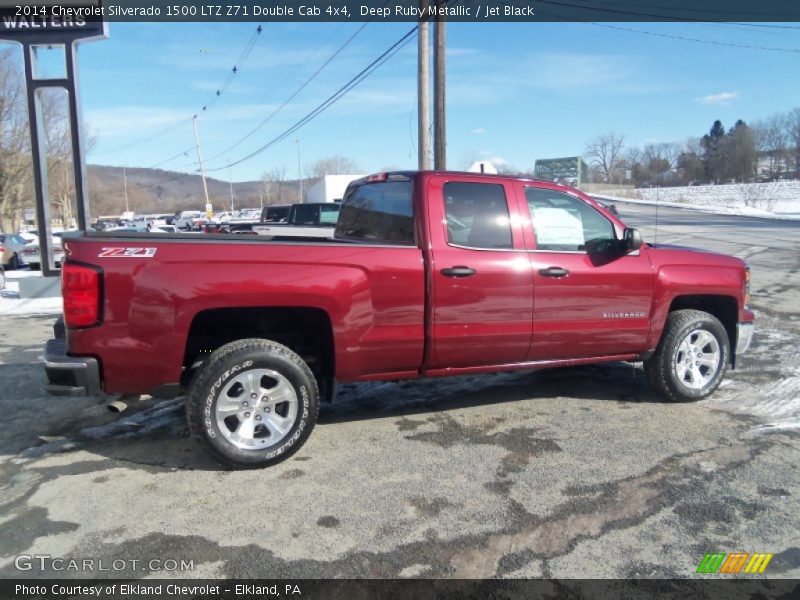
[319,204,340,225]
[291,204,319,225]
[444,182,512,249]
[335,181,414,245]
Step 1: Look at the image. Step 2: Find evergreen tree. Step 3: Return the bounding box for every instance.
[701,120,727,183]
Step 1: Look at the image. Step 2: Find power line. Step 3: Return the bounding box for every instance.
[202,21,371,166]
[92,22,265,158]
[209,25,419,172]
[586,21,800,53]
[538,0,800,21]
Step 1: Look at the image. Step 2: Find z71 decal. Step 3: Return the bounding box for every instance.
[98,247,157,258]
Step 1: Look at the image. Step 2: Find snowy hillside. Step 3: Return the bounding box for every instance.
[635,181,800,217]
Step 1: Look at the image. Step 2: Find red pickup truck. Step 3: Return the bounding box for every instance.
[46,171,754,468]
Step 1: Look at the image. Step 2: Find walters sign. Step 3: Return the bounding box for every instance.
[0,2,105,40]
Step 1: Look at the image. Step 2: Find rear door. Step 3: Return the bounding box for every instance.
[426,175,534,369]
[519,183,654,360]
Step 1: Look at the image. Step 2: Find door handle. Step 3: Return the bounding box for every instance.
[538,266,569,277]
[441,266,477,278]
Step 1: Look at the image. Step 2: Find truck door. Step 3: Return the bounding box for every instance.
[519,184,654,360]
[426,175,534,369]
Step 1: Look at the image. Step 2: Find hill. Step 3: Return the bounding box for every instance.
[87,165,307,216]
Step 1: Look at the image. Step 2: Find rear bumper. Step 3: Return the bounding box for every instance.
[44,318,102,396]
[736,321,755,355]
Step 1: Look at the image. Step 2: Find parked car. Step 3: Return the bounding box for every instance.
[0,233,29,269]
[21,233,66,269]
[91,217,123,231]
[175,211,204,230]
[45,171,754,469]
[252,202,341,240]
[147,214,175,230]
[151,225,179,233]
[595,199,619,215]
[212,211,235,224]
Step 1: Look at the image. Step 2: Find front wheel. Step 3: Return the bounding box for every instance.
[644,309,730,402]
[186,339,319,468]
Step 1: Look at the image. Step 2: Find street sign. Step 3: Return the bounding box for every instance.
[0,2,107,43]
[534,156,588,188]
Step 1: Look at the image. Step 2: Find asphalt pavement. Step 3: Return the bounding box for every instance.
[0,204,798,579]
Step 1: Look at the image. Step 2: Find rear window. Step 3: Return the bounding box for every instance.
[334,180,414,245]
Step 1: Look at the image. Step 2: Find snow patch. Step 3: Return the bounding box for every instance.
[595,181,800,221]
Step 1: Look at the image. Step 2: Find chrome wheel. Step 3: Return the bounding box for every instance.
[215,368,298,451]
[674,328,721,390]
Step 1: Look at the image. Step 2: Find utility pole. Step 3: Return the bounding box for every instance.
[294,139,303,202]
[122,167,129,214]
[192,116,211,214]
[433,5,446,170]
[417,0,431,170]
[228,159,235,212]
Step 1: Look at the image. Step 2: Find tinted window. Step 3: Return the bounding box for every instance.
[335,181,414,245]
[525,187,615,252]
[444,182,512,249]
[291,204,319,225]
[264,206,290,222]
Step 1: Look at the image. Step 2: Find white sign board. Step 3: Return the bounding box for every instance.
[531,207,584,246]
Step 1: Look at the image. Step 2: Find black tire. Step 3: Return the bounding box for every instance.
[644,309,730,402]
[28,262,40,271]
[186,338,319,468]
[0,268,5,291]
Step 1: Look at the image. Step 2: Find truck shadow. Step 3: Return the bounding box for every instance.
[319,362,663,425]
[6,362,661,473]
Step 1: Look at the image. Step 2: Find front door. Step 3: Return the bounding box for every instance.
[427,176,534,369]
[519,184,654,361]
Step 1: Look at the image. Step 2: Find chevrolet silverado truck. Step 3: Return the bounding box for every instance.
[45,171,754,468]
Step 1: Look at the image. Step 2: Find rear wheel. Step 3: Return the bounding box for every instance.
[186,338,319,468]
[644,309,730,402]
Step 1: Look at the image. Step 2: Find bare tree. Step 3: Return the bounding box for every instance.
[584,133,625,183]
[307,155,360,178]
[785,107,800,176]
[0,47,33,232]
[755,114,789,180]
[261,165,287,205]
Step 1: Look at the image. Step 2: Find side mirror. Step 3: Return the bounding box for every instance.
[623,228,643,252]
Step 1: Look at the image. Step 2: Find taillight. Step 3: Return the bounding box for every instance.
[62,263,102,328]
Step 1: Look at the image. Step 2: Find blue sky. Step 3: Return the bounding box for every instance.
[14,20,800,181]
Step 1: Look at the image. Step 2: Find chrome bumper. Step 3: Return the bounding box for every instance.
[736,322,755,355]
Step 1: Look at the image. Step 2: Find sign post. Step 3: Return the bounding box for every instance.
[0,2,107,276]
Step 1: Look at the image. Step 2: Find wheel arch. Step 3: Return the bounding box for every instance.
[665,295,738,364]
[183,306,336,401]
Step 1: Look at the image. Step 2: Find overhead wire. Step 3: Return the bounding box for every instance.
[206,25,419,172]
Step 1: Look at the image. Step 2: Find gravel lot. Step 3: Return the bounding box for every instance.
[0,204,798,579]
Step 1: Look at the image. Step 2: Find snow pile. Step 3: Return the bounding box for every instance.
[0,270,63,316]
[636,181,800,217]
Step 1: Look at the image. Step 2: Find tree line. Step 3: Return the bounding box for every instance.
[583,108,800,188]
